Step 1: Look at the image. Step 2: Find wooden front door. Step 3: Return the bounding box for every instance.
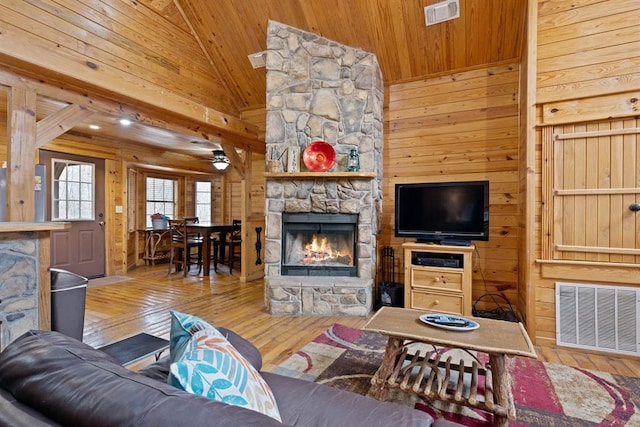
[40,150,106,278]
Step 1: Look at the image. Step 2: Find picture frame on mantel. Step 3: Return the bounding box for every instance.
[286,146,300,172]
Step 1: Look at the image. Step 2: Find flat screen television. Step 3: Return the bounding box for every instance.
[394,180,489,245]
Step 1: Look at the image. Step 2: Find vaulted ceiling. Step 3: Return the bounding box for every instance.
[0,0,526,159]
[153,0,526,115]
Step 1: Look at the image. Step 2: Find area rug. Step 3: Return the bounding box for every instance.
[271,323,640,426]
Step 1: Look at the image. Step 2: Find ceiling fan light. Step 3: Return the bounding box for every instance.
[212,150,230,171]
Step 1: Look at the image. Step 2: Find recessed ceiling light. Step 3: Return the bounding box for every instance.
[118,118,132,126]
[89,124,101,130]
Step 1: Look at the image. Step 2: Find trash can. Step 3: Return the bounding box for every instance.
[50,268,88,342]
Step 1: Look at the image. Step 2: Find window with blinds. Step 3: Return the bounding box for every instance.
[146,177,176,228]
[195,181,212,223]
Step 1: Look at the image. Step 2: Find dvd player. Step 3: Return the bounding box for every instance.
[414,257,460,268]
[411,251,464,268]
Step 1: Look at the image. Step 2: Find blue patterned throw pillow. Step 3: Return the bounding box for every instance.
[169,310,216,363]
[169,319,281,421]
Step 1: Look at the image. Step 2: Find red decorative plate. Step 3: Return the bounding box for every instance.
[303,141,336,172]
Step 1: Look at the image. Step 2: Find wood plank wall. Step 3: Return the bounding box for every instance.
[532,0,640,346]
[382,63,521,311]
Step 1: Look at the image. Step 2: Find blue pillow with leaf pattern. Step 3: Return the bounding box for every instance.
[169,310,216,364]
[169,327,281,422]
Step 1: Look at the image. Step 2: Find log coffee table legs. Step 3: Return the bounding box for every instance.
[371,336,515,427]
[373,337,403,400]
[488,354,514,427]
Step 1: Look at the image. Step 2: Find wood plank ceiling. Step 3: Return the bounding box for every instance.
[0,0,526,159]
[170,0,526,114]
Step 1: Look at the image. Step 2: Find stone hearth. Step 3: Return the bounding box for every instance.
[264,21,383,316]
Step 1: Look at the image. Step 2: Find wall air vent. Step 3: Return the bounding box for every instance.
[424,0,460,26]
[556,282,639,356]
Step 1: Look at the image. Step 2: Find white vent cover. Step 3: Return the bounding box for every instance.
[248,51,267,69]
[556,282,639,356]
[425,0,460,26]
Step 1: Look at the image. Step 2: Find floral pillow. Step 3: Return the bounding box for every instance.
[169,321,281,422]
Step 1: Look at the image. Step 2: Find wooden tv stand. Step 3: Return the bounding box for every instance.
[403,242,474,316]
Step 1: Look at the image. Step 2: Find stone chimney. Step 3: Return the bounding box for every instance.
[263,21,384,316]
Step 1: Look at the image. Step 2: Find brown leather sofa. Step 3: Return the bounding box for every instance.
[0,330,461,427]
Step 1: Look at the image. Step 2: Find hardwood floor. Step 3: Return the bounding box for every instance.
[84,265,640,376]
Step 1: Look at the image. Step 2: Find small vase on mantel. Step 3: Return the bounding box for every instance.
[346,149,360,172]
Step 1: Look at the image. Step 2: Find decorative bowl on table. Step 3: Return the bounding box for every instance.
[302,141,336,172]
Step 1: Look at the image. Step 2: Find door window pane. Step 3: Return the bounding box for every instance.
[52,159,95,221]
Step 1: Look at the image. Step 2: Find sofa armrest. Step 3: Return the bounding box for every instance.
[0,330,283,427]
[0,388,60,427]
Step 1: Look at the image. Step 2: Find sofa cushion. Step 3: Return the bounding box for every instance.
[261,371,435,427]
[170,328,281,422]
[0,330,283,427]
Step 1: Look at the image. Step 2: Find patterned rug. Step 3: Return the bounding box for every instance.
[272,323,640,426]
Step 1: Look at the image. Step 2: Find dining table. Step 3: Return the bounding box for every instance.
[184,222,234,276]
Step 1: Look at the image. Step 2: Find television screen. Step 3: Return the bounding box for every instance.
[394,180,489,244]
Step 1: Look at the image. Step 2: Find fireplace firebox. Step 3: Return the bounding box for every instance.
[281,213,357,276]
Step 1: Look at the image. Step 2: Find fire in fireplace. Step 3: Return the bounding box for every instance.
[281,213,357,276]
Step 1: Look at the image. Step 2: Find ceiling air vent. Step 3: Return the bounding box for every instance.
[248,51,267,69]
[424,0,460,26]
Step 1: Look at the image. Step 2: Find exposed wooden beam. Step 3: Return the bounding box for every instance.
[36,103,95,148]
[220,143,246,179]
[0,66,265,153]
[7,86,36,221]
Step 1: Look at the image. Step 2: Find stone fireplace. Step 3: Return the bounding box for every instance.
[264,21,383,316]
[281,213,357,277]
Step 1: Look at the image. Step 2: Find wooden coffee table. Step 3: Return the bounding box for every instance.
[363,307,537,427]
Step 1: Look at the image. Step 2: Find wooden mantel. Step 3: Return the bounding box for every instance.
[265,172,377,179]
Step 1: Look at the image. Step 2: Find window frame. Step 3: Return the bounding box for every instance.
[194,180,212,223]
[145,176,177,228]
[51,158,95,222]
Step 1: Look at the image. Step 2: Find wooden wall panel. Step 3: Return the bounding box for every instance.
[533,0,640,347]
[384,63,521,309]
[546,120,640,264]
[240,152,266,282]
[536,1,640,105]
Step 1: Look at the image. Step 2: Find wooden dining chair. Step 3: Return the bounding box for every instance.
[213,219,242,274]
[167,218,203,276]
